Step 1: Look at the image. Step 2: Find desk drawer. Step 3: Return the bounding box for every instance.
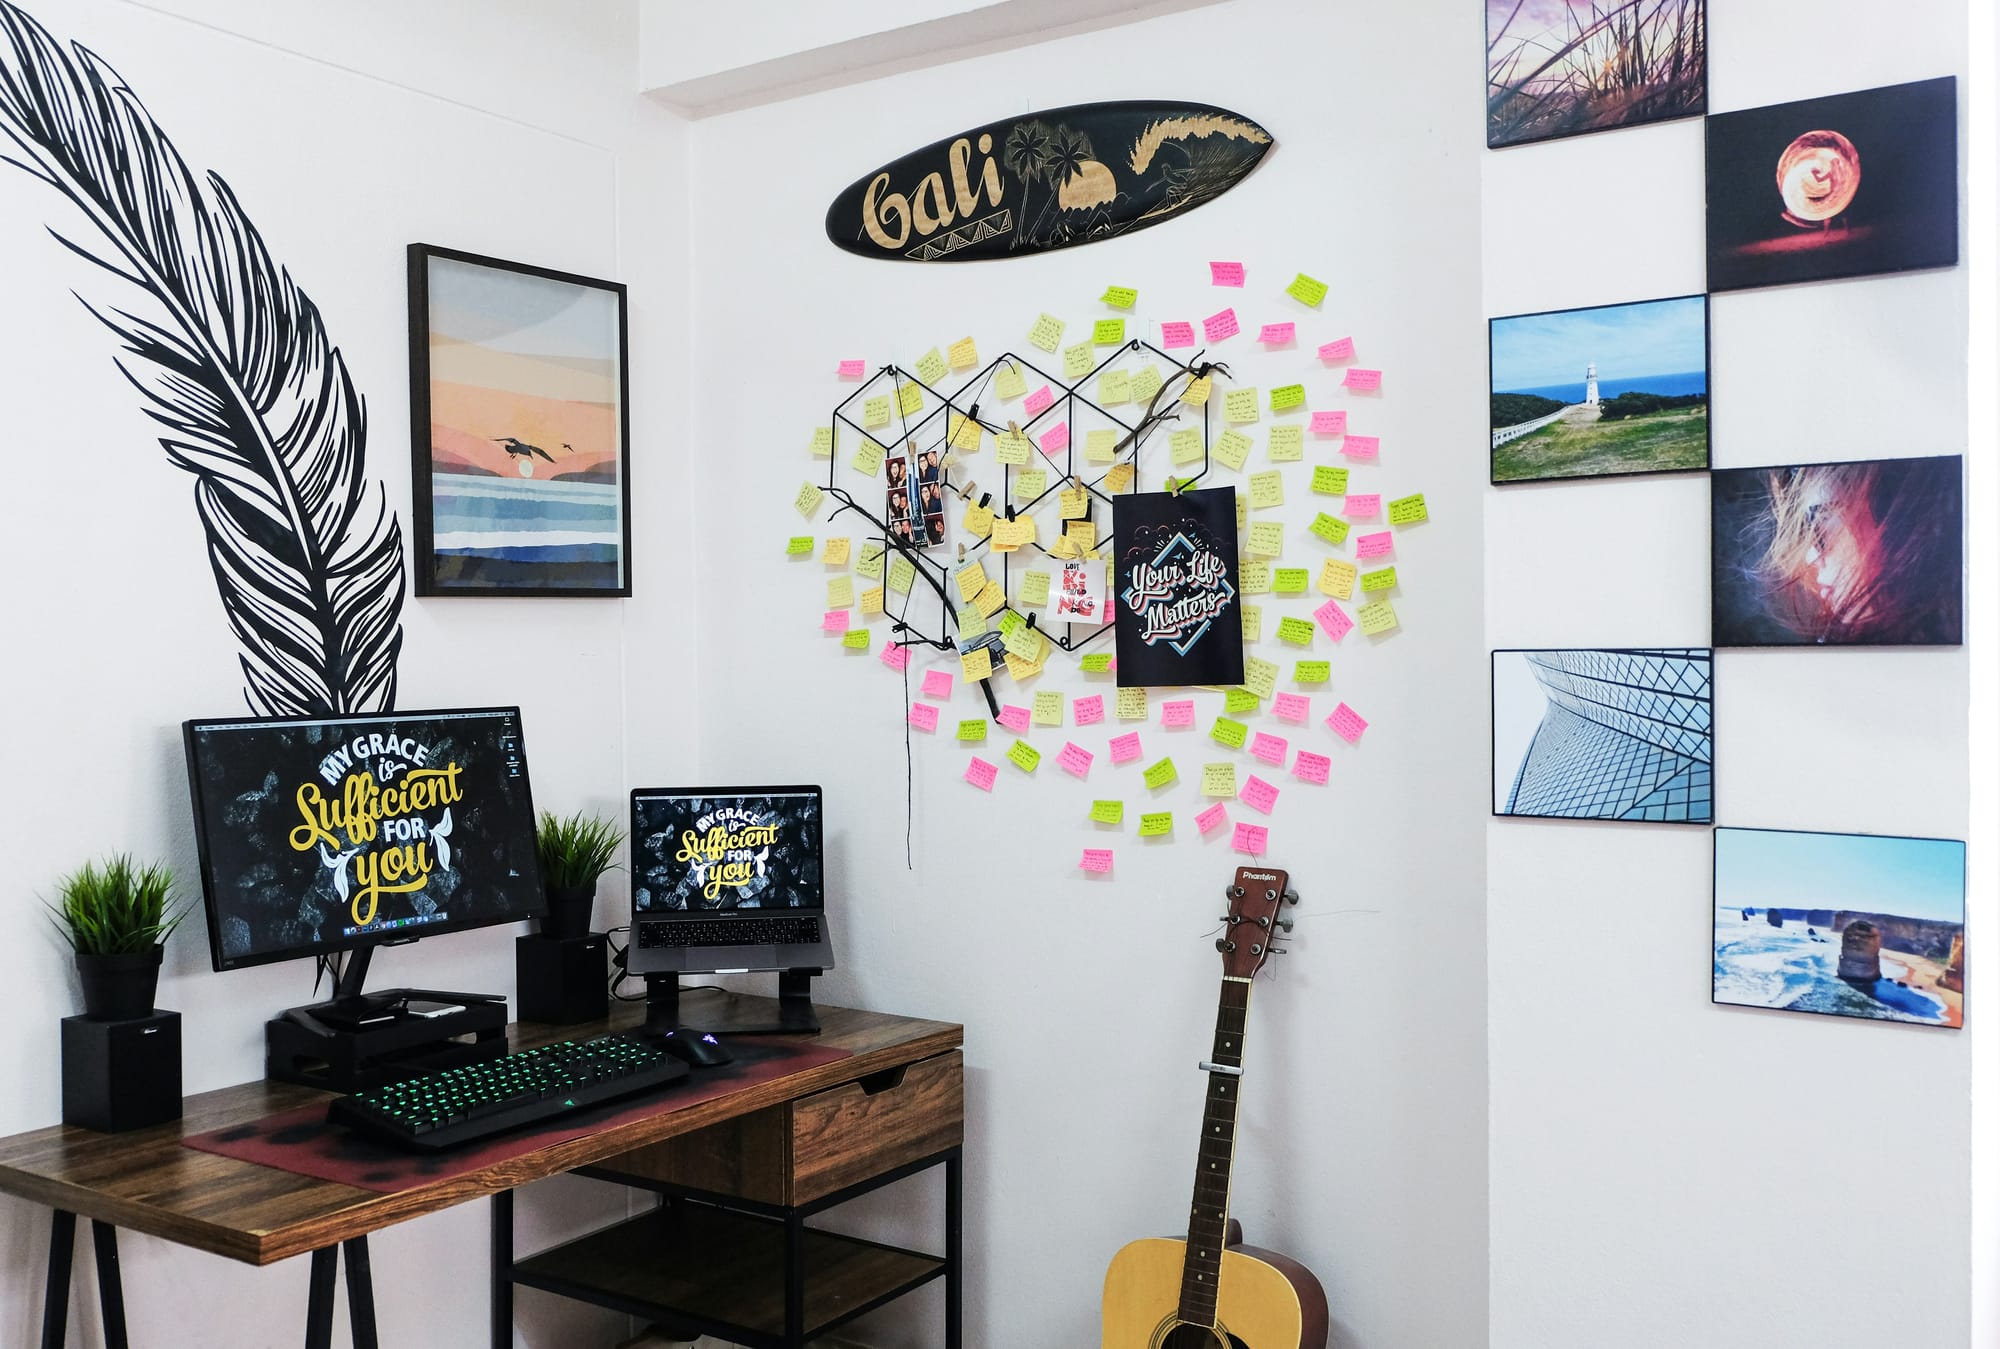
[791,1050,962,1204]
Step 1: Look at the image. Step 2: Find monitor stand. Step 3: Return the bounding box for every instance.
[642,970,822,1037]
[265,945,510,1091]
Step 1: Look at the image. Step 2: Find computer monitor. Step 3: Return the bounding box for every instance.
[182,706,544,984]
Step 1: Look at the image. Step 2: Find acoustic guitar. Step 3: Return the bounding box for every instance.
[1100,864,1328,1349]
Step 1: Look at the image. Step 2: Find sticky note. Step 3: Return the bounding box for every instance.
[961,647,992,681]
[998,704,1031,734]
[956,718,987,743]
[954,562,987,604]
[825,576,855,609]
[1226,687,1260,714]
[1318,336,1355,362]
[1067,520,1098,549]
[1180,374,1213,407]
[1355,531,1395,560]
[822,537,853,567]
[837,358,867,380]
[1286,272,1329,307]
[1224,387,1261,424]
[911,348,947,385]
[1232,822,1268,855]
[994,361,1027,399]
[1388,493,1429,526]
[1009,571,1047,608]
[1203,308,1240,343]
[1104,462,1135,493]
[851,438,885,476]
[1197,803,1229,834]
[898,699,940,734]
[1240,604,1263,642]
[990,516,1035,550]
[1360,566,1397,593]
[1341,435,1379,462]
[1144,757,1179,790]
[1157,700,1193,729]
[1319,558,1357,599]
[1121,810,1164,840]
[1327,702,1368,743]
[1345,494,1380,519]
[1024,385,1055,417]
[1310,513,1351,548]
[1293,750,1330,784]
[995,429,1031,464]
[1274,692,1310,723]
[1273,567,1308,594]
[1166,427,1201,466]
[821,610,850,632]
[888,557,915,594]
[959,605,987,638]
[1210,261,1245,286]
[965,757,997,791]
[1098,371,1131,406]
[864,395,892,428]
[857,543,886,579]
[1269,383,1306,412]
[1240,775,1280,814]
[794,481,825,518]
[1029,313,1065,352]
[1267,426,1303,462]
[809,426,835,457]
[1250,732,1289,766]
[1311,466,1350,498]
[1029,692,1063,727]
[1257,322,1296,345]
[897,381,923,415]
[1073,694,1106,726]
[1211,717,1248,749]
[786,535,814,557]
[1040,421,1070,454]
[1058,742,1094,778]
[1064,342,1094,379]
[1093,319,1126,346]
[1343,368,1382,391]
[1310,410,1347,436]
[881,641,910,671]
[1248,471,1284,509]
[1085,429,1120,463]
[1080,848,1113,873]
[1109,731,1143,764]
[1102,285,1138,309]
[947,336,980,371]
[1202,762,1237,798]
[842,629,871,650]
[1277,616,1315,646]
[1239,562,1272,595]
[1242,656,1278,700]
[1008,739,1041,772]
[1015,468,1048,501]
[1131,366,1164,403]
[1081,652,1114,673]
[949,414,983,452]
[1116,687,1148,721]
[1294,660,1330,684]
[1161,320,1196,348]
[1005,651,1045,681]
[1246,521,1284,557]
[1356,600,1399,635]
[1313,599,1354,642]
[1000,617,1040,660]
[922,668,955,701]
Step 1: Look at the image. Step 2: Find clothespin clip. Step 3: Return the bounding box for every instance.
[1167,475,1187,497]
[956,543,965,561]
[978,492,992,509]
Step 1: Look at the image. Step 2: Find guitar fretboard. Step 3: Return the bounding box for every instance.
[1177,977,1251,1328]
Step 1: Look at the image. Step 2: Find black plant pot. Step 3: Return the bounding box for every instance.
[542,882,597,941]
[75,947,162,1021]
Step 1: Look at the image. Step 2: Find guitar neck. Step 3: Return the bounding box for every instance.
[1178,975,1252,1327]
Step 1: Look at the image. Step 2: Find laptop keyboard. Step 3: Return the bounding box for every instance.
[637,914,822,949]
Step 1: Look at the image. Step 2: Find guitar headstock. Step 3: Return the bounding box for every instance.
[1216,864,1297,978]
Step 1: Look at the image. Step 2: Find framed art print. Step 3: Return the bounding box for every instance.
[1489,294,1709,485]
[1714,827,1964,1028]
[1491,648,1711,823]
[1486,0,1706,149]
[408,244,632,596]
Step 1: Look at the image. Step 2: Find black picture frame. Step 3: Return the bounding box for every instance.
[1488,293,1711,486]
[1490,647,1713,825]
[407,243,633,597]
[1485,0,1707,150]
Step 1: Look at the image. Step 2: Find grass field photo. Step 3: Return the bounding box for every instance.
[1489,294,1709,485]
[1487,0,1706,149]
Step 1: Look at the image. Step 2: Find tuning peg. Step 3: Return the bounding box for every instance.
[1283,890,1300,906]
[1215,938,1236,953]
[1276,917,1294,933]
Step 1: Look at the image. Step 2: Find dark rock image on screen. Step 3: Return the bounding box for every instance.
[633,794,823,913]
[1113,487,1244,688]
[1709,455,1962,648]
[1705,77,1958,292]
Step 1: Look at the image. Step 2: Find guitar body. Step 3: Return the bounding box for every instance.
[1100,1235,1327,1348]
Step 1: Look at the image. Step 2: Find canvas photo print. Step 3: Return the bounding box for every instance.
[1706,76,1958,292]
[1487,0,1706,149]
[1714,827,1964,1028]
[1492,648,1711,823]
[1710,455,1962,647]
[1489,295,1708,484]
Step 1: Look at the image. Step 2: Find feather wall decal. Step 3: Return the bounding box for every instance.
[0,1,404,715]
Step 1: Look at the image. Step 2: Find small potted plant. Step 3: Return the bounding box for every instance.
[535,811,624,941]
[47,856,189,1020]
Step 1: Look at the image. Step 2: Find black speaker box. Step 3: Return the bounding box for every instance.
[61,1010,182,1133]
[516,934,608,1024]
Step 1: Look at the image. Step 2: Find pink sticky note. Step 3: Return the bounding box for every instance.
[1059,742,1095,778]
[1344,494,1381,519]
[1257,322,1296,344]
[1342,434,1380,460]
[1161,321,1196,349]
[965,757,997,791]
[1328,702,1369,744]
[837,359,866,379]
[909,702,940,732]
[1040,421,1070,453]
[1110,731,1143,764]
[1240,775,1281,814]
[1273,693,1311,724]
[1197,803,1230,834]
[1343,368,1382,391]
[1162,699,1196,728]
[1210,261,1245,287]
[881,641,910,671]
[1023,385,1055,417]
[1356,530,1394,559]
[1318,336,1355,362]
[923,669,954,699]
[1232,822,1269,855]
[1310,410,1347,435]
[1080,848,1114,873]
[1313,599,1354,642]
[1203,308,1240,343]
[1250,732,1289,766]
[1073,695,1106,726]
[1293,750,1331,784]
[998,704,1031,734]
[822,610,850,632]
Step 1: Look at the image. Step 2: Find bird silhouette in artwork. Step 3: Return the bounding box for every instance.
[493,437,556,464]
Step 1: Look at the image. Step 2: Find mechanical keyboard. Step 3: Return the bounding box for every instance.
[637,914,821,949]
[326,1034,689,1152]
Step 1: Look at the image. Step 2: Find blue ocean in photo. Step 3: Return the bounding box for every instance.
[1505,370,1708,403]
[431,473,623,589]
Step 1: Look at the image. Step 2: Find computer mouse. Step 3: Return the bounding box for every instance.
[658,1030,733,1068]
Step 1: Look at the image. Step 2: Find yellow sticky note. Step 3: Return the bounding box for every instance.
[1008,739,1041,772]
[1116,687,1148,721]
[826,576,854,609]
[842,629,871,650]
[857,542,885,579]
[1242,656,1278,700]
[1002,620,1043,663]
[1246,521,1284,557]
[888,556,915,594]
[1357,599,1399,635]
[994,429,1031,465]
[1034,690,1065,725]
[1091,799,1125,824]
[1277,616,1315,646]
[1004,650,1045,681]
[1295,660,1330,683]
[1143,757,1179,789]
[1066,520,1098,550]
[1273,567,1308,594]
[1138,811,1173,837]
[860,585,884,616]
[1028,313,1065,353]
[1311,465,1349,496]
[1102,285,1138,309]
[994,361,1027,399]
[1226,687,1260,713]
[794,481,825,518]
[975,579,1008,618]
[822,537,851,566]
[1103,462,1135,493]
[1287,272,1329,307]
[1093,319,1126,345]
[956,562,987,602]
[1269,383,1306,411]
[1214,428,1253,471]
[1248,471,1284,510]
[990,516,1035,551]
[1240,603,1263,642]
[1223,387,1260,424]
[1171,427,1203,465]
[1086,429,1119,463]
[1064,342,1094,379]
[1388,493,1429,526]
[1098,371,1131,406]
[914,347,948,384]
[897,381,923,416]
[957,719,987,742]
[1059,487,1089,519]
[809,426,835,457]
[1267,426,1303,462]
[948,336,979,370]
[958,604,986,638]
[1239,561,1272,594]
[863,396,891,428]
[1310,512,1350,546]
[1014,468,1049,502]
[1236,496,1248,530]
[961,648,993,682]
[786,535,814,557]
[949,414,982,452]
[1202,762,1237,798]
[963,500,995,539]
[1361,566,1398,593]
[1019,570,1052,606]
[1320,558,1357,599]
[1211,717,1248,749]
[851,438,885,476]
[1180,374,1213,407]
[1130,366,1163,404]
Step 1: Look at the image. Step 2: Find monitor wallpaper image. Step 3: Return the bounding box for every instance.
[633,792,824,913]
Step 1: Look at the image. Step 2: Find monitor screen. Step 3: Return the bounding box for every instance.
[631,787,824,914]
[183,707,544,970]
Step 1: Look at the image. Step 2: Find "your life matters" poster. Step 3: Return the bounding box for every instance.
[1113,486,1244,687]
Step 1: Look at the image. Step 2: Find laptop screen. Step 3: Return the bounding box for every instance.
[631,787,824,914]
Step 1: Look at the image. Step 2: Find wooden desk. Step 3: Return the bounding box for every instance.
[0,991,964,1348]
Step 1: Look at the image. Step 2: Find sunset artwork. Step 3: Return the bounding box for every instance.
[409,248,630,595]
[1486,0,1706,149]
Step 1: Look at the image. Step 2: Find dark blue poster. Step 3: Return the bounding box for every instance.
[1113,487,1244,688]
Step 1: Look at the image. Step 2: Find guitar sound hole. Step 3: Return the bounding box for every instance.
[1161,1324,1247,1349]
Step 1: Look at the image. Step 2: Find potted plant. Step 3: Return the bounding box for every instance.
[535,811,624,941]
[47,856,189,1020]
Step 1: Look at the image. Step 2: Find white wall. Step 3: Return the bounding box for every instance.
[0,1,692,1345]
[665,1,1490,1344]
[1483,4,1975,1347]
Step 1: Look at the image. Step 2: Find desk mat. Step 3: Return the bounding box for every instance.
[182,1037,851,1194]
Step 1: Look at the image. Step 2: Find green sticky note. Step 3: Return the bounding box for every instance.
[1278,616,1315,646]
[794,481,825,518]
[1211,716,1248,749]
[1268,425,1303,462]
[1310,512,1351,546]
[1091,799,1125,825]
[1388,493,1429,526]
[842,629,871,650]
[1008,739,1041,772]
[1295,660,1330,684]
[786,535,814,556]
[916,347,948,384]
[1102,285,1138,309]
[1273,567,1308,594]
[957,719,987,743]
[1287,272,1329,307]
[888,556,916,594]
[1093,318,1126,345]
[1311,465,1350,497]
[1225,688,1260,714]
[1139,811,1173,837]
[1361,566,1398,592]
[1242,656,1278,700]
[1143,757,1179,790]
[957,605,986,638]
[998,609,1026,637]
[857,542,886,579]
[1064,341,1094,379]
[1270,383,1306,411]
[1081,652,1114,673]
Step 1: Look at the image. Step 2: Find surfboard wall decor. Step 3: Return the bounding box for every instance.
[825,101,1275,262]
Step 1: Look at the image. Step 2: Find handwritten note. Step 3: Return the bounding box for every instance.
[1223,386,1260,423]
[1105,462,1135,493]
[1309,411,1347,437]
[794,481,825,518]
[1029,313,1065,352]
[1171,427,1204,465]
[1356,600,1398,636]
[1318,336,1355,362]
[1063,342,1094,379]
[1257,322,1296,344]
[1238,520,1280,559]
[994,361,1027,399]
[1360,566,1397,593]
[965,757,997,791]
[908,701,940,732]
[1250,732,1289,766]
[1240,775,1280,814]
[857,543,887,579]
[842,629,871,650]
[1343,368,1383,392]
[1276,616,1315,647]
[1342,435,1380,461]
[1226,687,1260,714]
[1188,804,1224,836]
[949,414,982,452]
[1355,531,1394,560]
[1091,799,1124,825]
[1210,261,1245,286]
[1161,320,1196,348]
[821,609,849,633]
[1162,699,1195,728]
[1273,692,1310,723]
[1270,383,1306,412]
[851,438,886,476]
[897,381,924,416]
[1102,285,1137,309]
[1203,308,1240,343]
[809,426,835,457]
[863,395,892,429]
[881,640,910,671]
[1388,493,1429,526]
[1240,604,1263,642]
[1327,702,1368,743]
[942,337,976,372]
[1345,493,1380,519]
[1138,811,1173,838]
[1293,750,1331,784]
[1110,731,1143,764]
[1073,694,1105,727]
[1238,561,1272,595]
[1080,848,1113,873]
[1267,425,1303,462]
[956,719,987,743]
[1202,762,1238,798]
[1014,469,1048,502]
[1273,567,1308,594]
[1232,822,1268,855]
[961,647,992,681]
[1023,384,1055,417]
[1306,598,1350,643]
[1248,471,1284,510]
[913,347,947,384]
[1008,739,1041,772]
[837,358,867,380]
[1037,421,1070,457]
[994,429,1031,465]
[1319,558,1357,600]
[1084,429,1120,464]
[1286,272,1329,307]
[826,576,855,609]
[1092,319,1126,346]
[1144,757,1179,790]
[786,536,813,557]
[1290,663,1328,687]
[997,704,1031,734]
[1059,742,1095,778]
[1129,366,1162,404]
[1115,687,1148,721]
[1210,717,1249,750]
[1243,655,1278,700]
[1080,653,1114,673]
[1033,690,1065,725]
[1012,571,1049,608]
[955,563,987,603]
[889,557,916,594]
